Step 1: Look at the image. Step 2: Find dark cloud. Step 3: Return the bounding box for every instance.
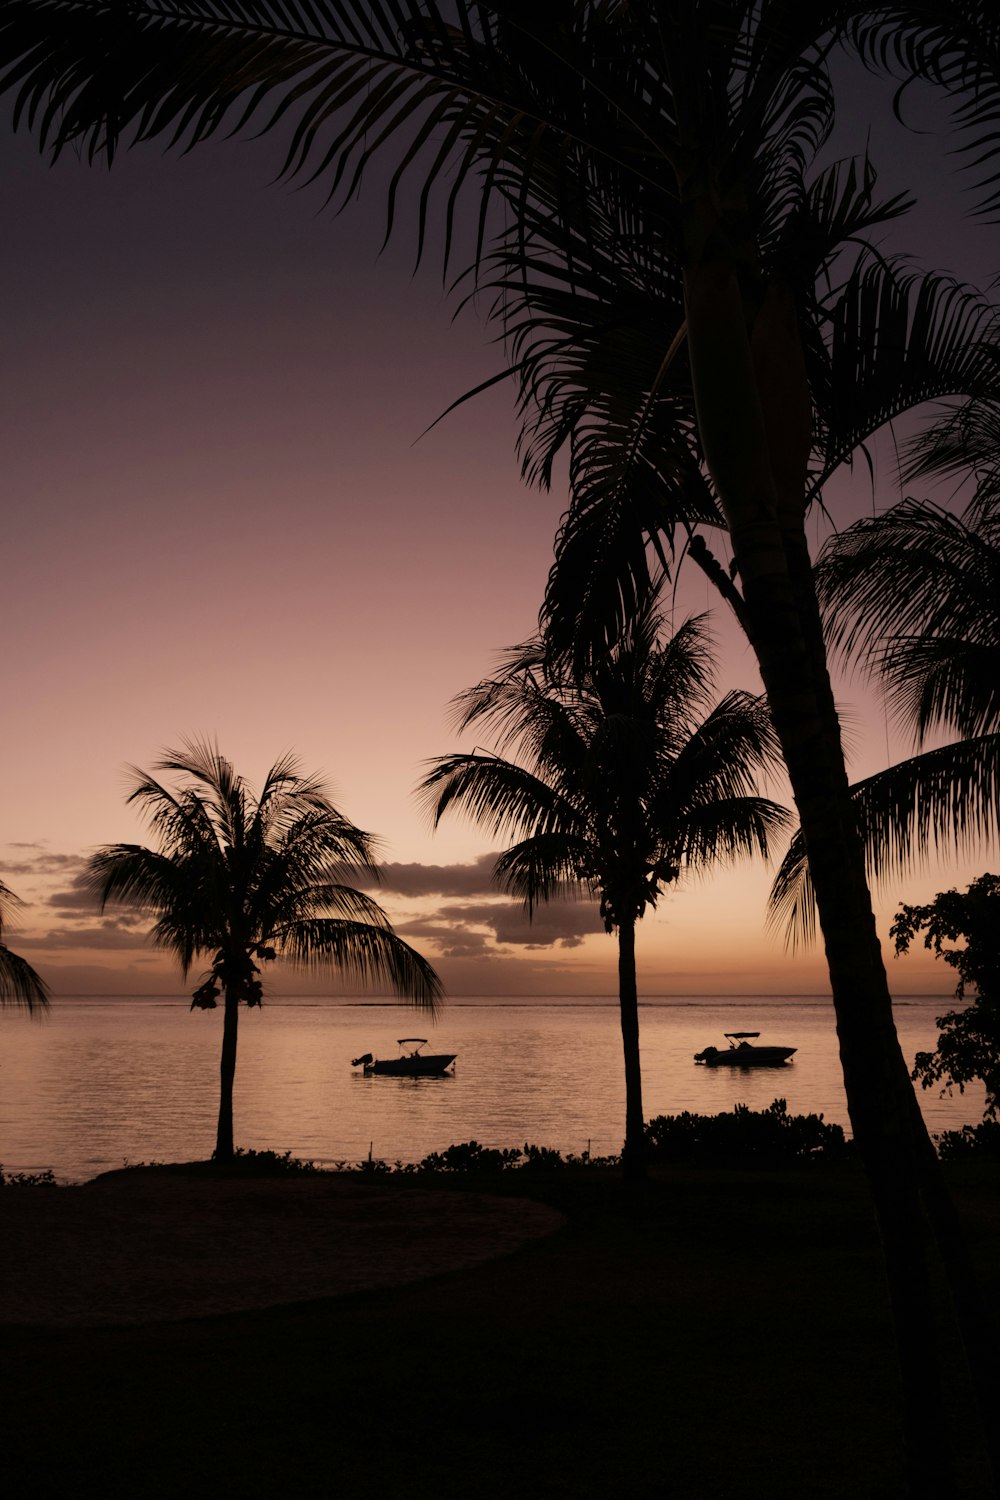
[373,854,499,897]
[47,876,100,912]
[16,916,153,951]
[400,898,604,952]
[2,848,88,878]
[393,919,495,960]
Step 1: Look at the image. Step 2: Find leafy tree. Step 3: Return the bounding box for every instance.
[420,601,787,1179]
[892,873,1000,1119]
[0,881,49,1012]
[88,740,442,1161]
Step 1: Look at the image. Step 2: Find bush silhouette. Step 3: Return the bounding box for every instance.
[645,1099,851,1167]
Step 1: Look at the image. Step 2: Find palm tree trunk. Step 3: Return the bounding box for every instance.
[617,917,646,1182]
[684,249,956,1495]
[215,987,239,1162]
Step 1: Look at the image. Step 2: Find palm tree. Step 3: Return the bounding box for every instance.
[0,881,49,1012]
[420,602,788,1179]
[88,740,442,1161]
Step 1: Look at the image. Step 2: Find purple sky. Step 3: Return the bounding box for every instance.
[1,57,996,998]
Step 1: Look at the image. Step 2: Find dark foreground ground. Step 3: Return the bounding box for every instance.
[2,1162,997,1499]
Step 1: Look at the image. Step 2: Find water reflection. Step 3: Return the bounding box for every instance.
[0,996,985,1180]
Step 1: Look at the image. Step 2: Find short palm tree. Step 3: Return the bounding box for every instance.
[420,602,788,1179]
[88,741,442,1161]
[0,881,49,1012]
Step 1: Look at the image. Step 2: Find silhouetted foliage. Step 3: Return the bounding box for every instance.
[893,873,1000,1118]
[87,739,441,1161]
[415,1141,524,1174]
[421,596,786,1181]
[935,1121,1000,1159]
[337,1142,621,1174]
[0,1165,57,1187]
[229,1147,322,1176]
[645,1099,852,1169]
[0,881,49,1012]
[772,496,1000,947]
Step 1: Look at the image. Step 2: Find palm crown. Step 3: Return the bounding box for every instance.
[423,610,787,928]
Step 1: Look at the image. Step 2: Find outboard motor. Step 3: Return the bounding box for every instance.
[351,1053,373,1068]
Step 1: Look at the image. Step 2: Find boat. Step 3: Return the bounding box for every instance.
[351,1039,457,1077]
[694,1031,796,1067]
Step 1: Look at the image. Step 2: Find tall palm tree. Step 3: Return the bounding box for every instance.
[0,881,49,1012]
[420,602,788,1179]
[88,741,442,1161]
[5,3,1000,1481]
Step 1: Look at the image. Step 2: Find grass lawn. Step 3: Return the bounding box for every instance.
[2,1162,997,1498]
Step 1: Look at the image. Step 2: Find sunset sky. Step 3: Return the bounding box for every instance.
[2,61,996,1000]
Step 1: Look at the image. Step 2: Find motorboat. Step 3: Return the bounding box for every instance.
[351,1038,457,1077]
[694,1031,796,1067]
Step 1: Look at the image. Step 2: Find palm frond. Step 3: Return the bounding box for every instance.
[418,751,584,844]
[88,843,223,974]
[765,827,818,951]
[904,397,1000,517]
[679,796,791,874]
[768,733,1000,948]
[279,917,442,1011]
[817,497,1000,740]
[267,881,397,930]
[0,880,50,1012]
[0,943,50,1012]
[810,261,1000,495]
[491,831,595,913]
[848,10,1000,218]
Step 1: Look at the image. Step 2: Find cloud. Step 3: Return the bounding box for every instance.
[400,898,604,952]
[1,848,89,878]
[392,919,494,960]
[16,916,154,952]
[373,854,499,897]
[45,875,101,912]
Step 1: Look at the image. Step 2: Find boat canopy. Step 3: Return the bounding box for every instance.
[397,1038,428,1046]
[724,1031,760,1039]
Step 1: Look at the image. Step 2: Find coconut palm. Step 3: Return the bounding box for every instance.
[0,881,49,1012]
[420,601,788,1179]
[88,741,442,1161]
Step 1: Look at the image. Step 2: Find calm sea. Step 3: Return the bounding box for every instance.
[0,995,985,1182]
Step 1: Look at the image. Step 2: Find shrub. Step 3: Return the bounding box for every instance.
[935,1120,1000,1159]
[644,1098,851,1167]
[415,1140,524,1173]
[0,1166,57,1187]
[229,1147,321,1176]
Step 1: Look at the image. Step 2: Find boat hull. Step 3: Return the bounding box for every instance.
[365,1054,456,1077]
[695,1046,796,1067]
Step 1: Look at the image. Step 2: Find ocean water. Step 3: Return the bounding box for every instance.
[0,995,986,1182]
